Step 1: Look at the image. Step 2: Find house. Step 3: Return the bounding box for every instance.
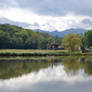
[47,43,65,50]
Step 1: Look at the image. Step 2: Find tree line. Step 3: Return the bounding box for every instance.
[0,24,92,51]
[62,30,92,51]
[0,24,61,49]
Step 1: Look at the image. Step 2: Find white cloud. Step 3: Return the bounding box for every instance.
[0,8,92,31]
[0,65,92,92]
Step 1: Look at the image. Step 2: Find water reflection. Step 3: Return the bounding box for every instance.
[0,56,92,92]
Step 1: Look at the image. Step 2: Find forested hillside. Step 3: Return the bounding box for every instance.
[0,24,61,49]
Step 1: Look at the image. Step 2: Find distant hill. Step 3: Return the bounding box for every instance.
[0,18,30,28]
[0,18,88,38]
[34,28,88,38]
[0,24,60,49]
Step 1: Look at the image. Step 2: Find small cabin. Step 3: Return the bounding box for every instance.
[47,43,64,50]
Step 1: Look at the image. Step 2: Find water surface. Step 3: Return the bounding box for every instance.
[0,56,92,92]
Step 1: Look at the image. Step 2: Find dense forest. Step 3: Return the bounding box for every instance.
[0,24,92,50]
[0,24,61,49]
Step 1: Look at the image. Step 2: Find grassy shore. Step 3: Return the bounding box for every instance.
[0,49,69,56]
[0,49,92,57]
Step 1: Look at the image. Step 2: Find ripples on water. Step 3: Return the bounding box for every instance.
[0,56,92,92]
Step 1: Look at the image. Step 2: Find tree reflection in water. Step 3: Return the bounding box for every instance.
[0,56,92,79]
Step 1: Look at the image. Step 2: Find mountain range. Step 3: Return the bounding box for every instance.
[0,18,89,38]
[0,18,30,28]
[34,28,88,38]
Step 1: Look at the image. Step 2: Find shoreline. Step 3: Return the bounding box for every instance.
[0,49,92,56]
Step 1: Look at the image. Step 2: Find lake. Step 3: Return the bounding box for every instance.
[0,56,92,92]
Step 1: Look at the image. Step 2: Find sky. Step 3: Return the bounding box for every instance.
[0,0,92,31]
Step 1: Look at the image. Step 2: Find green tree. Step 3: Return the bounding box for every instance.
[83,30,92,47]
[0,30,10,48]
[0,24,60,49]
[62,34,82,51]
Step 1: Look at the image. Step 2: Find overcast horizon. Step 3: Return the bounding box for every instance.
[0,0,92,31]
